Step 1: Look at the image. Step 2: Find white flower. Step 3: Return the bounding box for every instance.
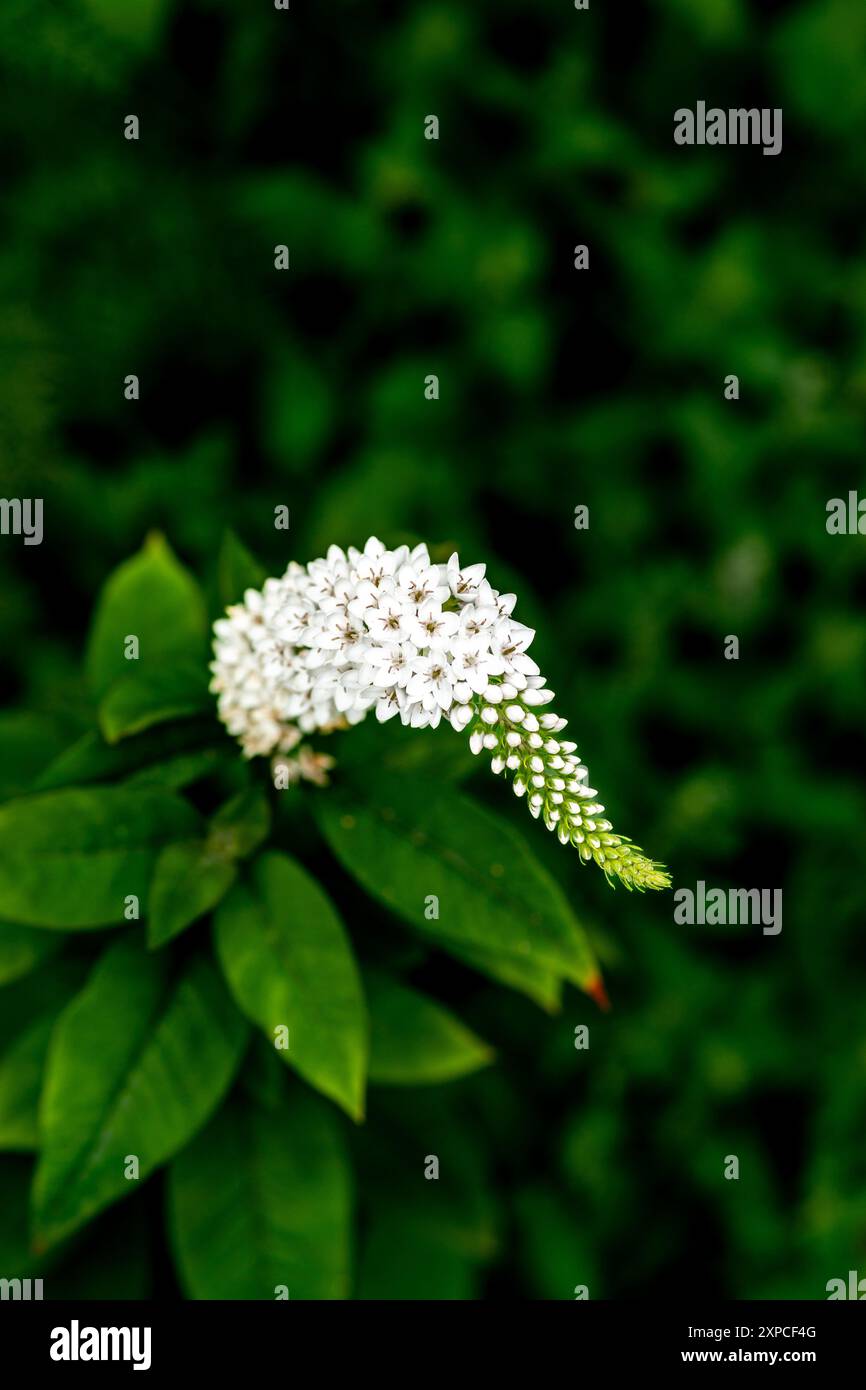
[318,574,358,616]
[374,686,404,723]
[351,537,409,588]
[365,640,417,690]
[313,611,369,661]
[361,590,413,643]
[406,600,460,650]
[271,597,315,645]
[395,560,449,610]
[489,619,540,683]
[305,547,349,607]
[406,649,455,712]
[446,552,486,602]
[458,599,499,641]
[449,636,505,695]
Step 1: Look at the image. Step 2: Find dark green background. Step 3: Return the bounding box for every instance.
[1,0,865,1299]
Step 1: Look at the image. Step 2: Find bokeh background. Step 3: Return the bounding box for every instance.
[2,0,866,1298]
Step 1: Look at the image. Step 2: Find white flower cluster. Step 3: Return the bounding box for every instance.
[211,537,669,891]
[211,537,547,748]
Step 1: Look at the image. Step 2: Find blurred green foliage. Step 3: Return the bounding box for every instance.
[1,0,866,1299]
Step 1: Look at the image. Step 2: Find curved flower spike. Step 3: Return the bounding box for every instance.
[210,537,670,892]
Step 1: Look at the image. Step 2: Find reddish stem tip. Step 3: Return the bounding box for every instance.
[586,973,611,1011]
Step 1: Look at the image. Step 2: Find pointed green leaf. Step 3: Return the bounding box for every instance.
[99,664,211,743]
[366,971,493,1086]
[0,1014,55,1151]
[124,749,226,791]
[147,790,271,948]
[33,940,248,1247]
[444,941,562,1013]
[147,843,237,949]
[316,774,599,993]
[168,1084,352,1299]
[0,1157,39,1276]
[214,852,368,1120]
[0,959,90,1152]
[34,721,223,792]
[86,533,207,699]
[0,787,201,928]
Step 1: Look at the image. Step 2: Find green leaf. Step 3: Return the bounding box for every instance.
[34,721,223,792]
[334,716,476,786]
[99,664,211,743]
[217,528,267,609]
[214,852,368,1120]
[0,1014,55,1151]
[0,712,71,800]
[316,774,600,995]
[0,959,91,1051]
[366,971,493,1086]
[33,939,248,1248]
[0,1157,39,1276]
[444,941,562,1013]
[168,1083,352,1299]
[147,843,237,949]
[208,788,271,861]
[0,958,95,1152]
[86,533,207,700]
[0,922,61,985]
[147,790,271,948]
[0,787,201,928]
[123,748,226,792]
